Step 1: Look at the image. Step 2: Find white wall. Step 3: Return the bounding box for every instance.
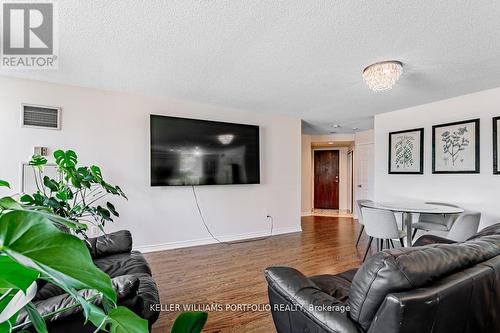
[374,87,500,229]
[0,76,302,251]
[301,135,312,214]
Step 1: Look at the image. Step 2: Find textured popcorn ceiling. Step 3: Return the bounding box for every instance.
[2,1,500,133]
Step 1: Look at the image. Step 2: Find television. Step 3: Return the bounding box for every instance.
[150,115,260,186]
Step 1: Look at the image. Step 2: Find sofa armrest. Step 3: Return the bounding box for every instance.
[265,267,360,333]
[413,234,456,246]
[112,274,140,300]
[87,230,132,258]
[15,289,101,330]
[16,275,141,331]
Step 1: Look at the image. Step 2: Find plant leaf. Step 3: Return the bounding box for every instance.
[106,202,119,217]
[28,155,47,167]
[42,177,58,193]
[170,312,208,333]
[25,303,48,333]
[107,306,148,333]
[0,282,37,323]
[88,305,148,333]
[0,256,39,291]
[22,209,88,232]
[90,166,103,182]
[0,312,19,333]
[20,195,34,205]
[0,180,10,189]
[0,210,116,303]
[0,197,23,211]
[53,150,77,169]
[96,206,111,221]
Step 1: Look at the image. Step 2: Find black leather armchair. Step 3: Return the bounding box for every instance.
[265,223,500,333]
[15,230,160,333]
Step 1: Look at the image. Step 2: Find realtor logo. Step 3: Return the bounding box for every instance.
[1,2,58,68]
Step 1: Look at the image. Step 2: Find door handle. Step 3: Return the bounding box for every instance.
[358,185,362,188]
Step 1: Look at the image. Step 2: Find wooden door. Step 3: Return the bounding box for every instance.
[314,150,339,209]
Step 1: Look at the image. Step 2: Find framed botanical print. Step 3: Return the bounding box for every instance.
[388,128,424,174]
[493,116,500,174]
[432,119,480,174]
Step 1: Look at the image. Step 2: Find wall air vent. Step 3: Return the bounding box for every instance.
[21,104,61,130]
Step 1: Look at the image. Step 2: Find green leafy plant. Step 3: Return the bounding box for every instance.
[441,126,470,166]
[22,150,127,236]
[0,179,148,333]
[171,312,207,333]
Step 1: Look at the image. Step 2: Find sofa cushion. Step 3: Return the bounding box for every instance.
[17,289,101,328]
[86,230,133,259]
[93,251,152,278]
[348,234,500,331]
[413,234,457,246]
[309,268,357,303]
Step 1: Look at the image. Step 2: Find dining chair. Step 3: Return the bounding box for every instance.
[444,210,481,241]
[411,202,461,239]
[355,199,373,247]
[361,207,406,262]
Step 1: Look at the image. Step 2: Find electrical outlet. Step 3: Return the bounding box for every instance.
[34,146,48,156]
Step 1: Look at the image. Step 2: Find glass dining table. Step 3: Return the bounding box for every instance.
[359,201,464,247]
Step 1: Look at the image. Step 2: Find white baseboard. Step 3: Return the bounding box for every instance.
[301,211,311,216]
[134,226,302,253]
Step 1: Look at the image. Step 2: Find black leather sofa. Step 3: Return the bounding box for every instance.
[265,223,500,333]
[15,230,160,332]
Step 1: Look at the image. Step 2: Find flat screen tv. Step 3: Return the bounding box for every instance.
[150,115,260,186]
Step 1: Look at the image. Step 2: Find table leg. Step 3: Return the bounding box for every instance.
[404,212,412,247]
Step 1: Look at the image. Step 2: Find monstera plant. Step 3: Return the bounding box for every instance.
[0,179,147,333]
[0,179,208,333]
[22,150,127,236]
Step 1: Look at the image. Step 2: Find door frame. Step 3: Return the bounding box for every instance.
[311,148,344,210]
[354,142,375,212]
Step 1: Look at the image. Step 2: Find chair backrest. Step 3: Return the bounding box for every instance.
[419,202,462,229]
[355,200,372,226]
[367,255,500,333]
[361,207,400,239]
[349,230,500,331]
[447,211,481,241]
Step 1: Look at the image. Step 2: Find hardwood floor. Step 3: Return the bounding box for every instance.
[147,215,367,333]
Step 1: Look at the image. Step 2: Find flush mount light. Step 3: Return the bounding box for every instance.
[328,142,334,144]
[332,124,340,128]
[352,127,359,131]
[362,60,403,92]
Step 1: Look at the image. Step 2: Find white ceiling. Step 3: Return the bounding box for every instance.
[2,1,500,134]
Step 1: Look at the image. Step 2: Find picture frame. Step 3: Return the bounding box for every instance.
[388,128,424,174]
[432,119,480,174]
[493,116,500,174]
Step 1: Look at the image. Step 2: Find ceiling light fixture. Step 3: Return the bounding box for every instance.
[362,60,403,92]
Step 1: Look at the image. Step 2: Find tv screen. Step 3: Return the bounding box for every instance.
[150,115,260,186]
